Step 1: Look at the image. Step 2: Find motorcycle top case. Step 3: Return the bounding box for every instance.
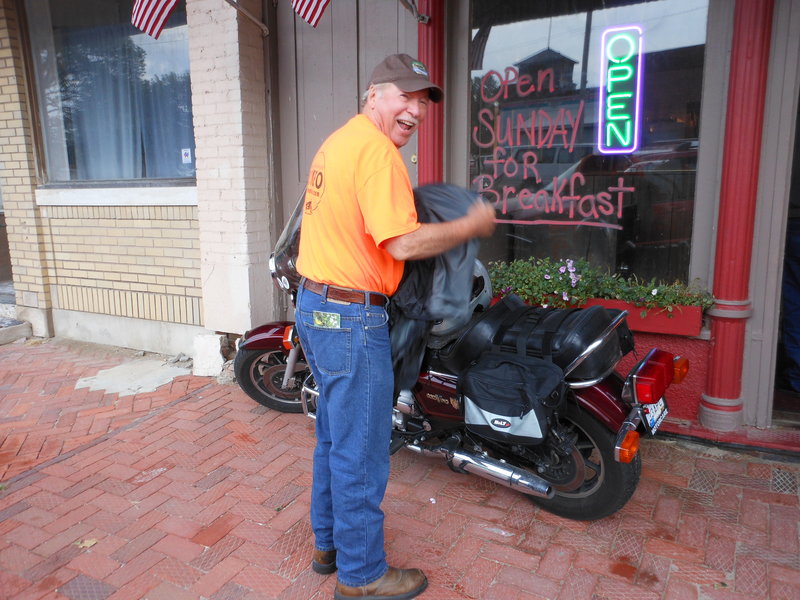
[460,349,564,445]
[431,294,632,381]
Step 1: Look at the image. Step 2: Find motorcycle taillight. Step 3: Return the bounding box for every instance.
[634,349,684,404]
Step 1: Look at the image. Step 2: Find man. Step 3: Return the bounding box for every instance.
[294,54,495,599]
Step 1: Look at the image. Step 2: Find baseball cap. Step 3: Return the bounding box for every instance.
[369,54,443,103]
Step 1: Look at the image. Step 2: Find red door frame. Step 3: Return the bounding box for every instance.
[701,0,775,431]
[416,0,445,185]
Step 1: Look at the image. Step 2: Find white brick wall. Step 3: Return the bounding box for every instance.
[187,0,277,334]
[0,0,53,335]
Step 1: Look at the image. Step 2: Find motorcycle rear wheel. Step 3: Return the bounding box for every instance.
[233,348,308,413]
[528,401,641,521]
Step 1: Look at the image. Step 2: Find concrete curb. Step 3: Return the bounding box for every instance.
[0,318,32,345]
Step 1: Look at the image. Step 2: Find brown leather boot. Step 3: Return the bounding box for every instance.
[311,549,337,574]
[334,567,427,599]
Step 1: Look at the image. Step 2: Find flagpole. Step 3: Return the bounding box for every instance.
[223,0,269,37]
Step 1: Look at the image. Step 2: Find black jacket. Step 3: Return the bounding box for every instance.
[390,183,480,392]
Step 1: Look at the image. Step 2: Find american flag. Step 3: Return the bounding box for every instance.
[131,0,179,39]
[292,0,331,28]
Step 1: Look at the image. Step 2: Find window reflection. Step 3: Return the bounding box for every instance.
[470,0,708,283]
[25,0,194,182]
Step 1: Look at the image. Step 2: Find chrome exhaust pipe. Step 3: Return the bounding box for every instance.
[405,443,554,499]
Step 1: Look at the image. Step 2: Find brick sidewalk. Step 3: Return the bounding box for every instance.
[1,338,799,599]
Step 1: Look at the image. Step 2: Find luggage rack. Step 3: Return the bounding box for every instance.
[562,310,629,389]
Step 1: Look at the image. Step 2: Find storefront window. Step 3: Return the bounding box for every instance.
[470,0,708,282]
[25,0,194,182]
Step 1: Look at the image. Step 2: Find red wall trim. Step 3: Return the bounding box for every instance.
[417,0,445,185]
[703,0,775,428]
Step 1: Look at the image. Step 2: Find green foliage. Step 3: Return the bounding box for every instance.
[488,257,715,315]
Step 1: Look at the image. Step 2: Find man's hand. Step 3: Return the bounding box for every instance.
[466,201,497,238]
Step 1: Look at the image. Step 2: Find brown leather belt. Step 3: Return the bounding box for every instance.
[303,279,388,306]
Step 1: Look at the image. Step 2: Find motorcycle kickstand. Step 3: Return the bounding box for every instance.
[389,430,406,455]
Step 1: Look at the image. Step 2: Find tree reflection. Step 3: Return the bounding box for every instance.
[48,23,193,180]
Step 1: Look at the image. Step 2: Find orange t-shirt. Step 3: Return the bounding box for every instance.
[296,114,420,296]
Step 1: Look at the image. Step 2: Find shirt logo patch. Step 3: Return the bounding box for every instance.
[305,153,325,214]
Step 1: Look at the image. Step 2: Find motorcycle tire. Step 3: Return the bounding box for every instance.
[529,400,641,521]
[233,348,309,413]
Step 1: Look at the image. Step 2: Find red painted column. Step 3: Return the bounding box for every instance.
[701,0,774,431]
[417,0,445,185]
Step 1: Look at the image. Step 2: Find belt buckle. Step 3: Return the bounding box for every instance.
[366,291,387,307]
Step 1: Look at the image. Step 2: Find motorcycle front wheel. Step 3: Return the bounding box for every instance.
[233,348,309,413]
[527,401,641,521]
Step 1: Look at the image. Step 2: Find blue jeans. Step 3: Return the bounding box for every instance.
[294,283,393,587]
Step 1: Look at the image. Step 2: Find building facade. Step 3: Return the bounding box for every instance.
[0,0,798,437]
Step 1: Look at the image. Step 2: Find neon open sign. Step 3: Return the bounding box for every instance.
[597,25,643,154]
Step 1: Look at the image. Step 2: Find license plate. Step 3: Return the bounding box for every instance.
[642,397,668,434]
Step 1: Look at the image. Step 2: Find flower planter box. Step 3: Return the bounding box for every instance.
[582,298,703,337]
[488,258,713,338]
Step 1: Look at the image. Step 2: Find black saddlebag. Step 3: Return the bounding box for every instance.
[459,347,564,445]
[430,294,632,381]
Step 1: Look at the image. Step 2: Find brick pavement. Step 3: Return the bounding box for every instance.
[1,338,799,600]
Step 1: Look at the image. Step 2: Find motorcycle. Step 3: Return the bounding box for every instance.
[234,198,688,521]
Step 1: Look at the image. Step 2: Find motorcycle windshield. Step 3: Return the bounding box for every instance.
[271,193,305,292]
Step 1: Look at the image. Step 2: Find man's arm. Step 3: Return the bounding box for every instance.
[383,201,496,261]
